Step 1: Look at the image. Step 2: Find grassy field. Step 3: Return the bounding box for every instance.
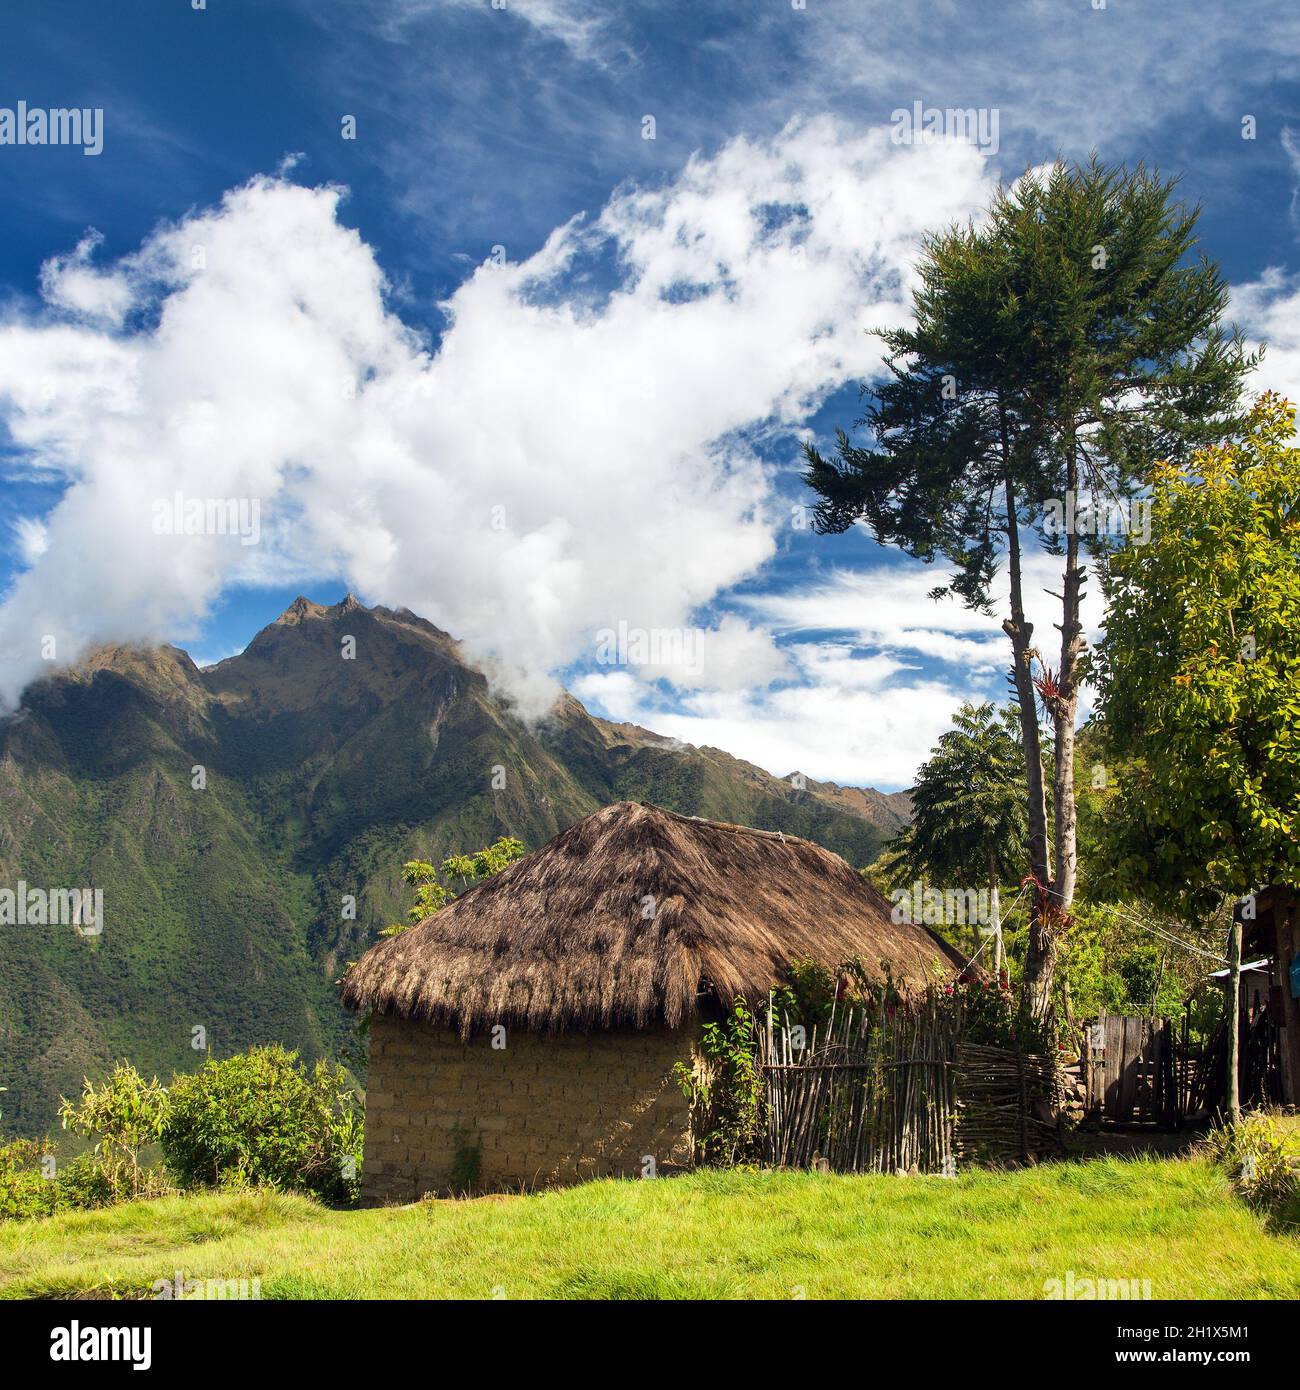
[1,1153,1299,1300]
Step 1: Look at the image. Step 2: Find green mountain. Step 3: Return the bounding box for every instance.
[0,596,910,1135]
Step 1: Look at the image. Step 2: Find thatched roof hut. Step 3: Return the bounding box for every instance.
[343,800,963,1034]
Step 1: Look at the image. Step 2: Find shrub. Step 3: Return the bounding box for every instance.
[60,1151,172,1210]
[1203,1113,1299,1217]
[0,1139,61,1220]
[161,1045,362,1204]
[59,1063,170,1204]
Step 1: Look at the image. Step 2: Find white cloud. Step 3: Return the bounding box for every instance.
[1284,128,1300,228]
[745,550,1105,673]
[1234,268,1300,403]
[0,120,995,714]
[382,0,620,64]
[37,232,135,327]
[10,517,48,565]
[577,642,981,790]
[656,679,971,791]
[574,550,1108,791]
[374,1,1300,158]
[618,615,794,694]
[570,670,645,724]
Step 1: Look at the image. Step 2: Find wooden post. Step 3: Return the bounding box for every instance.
[1227,919,1242,1127]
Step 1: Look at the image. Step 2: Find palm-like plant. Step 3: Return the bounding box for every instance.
[893,703,1029,970]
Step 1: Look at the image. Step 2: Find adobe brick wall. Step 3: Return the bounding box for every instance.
[361,1014,699,1204]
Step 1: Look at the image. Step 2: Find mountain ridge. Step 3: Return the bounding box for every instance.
[0,597,910,1135]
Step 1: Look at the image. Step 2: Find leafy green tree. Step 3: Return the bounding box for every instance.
[381,836,525,937]
[892,702,1028,969]
[804,158,1253,1019]
[1090,393,1300,913]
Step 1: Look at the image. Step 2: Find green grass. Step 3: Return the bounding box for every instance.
[2,1154,1299,1300]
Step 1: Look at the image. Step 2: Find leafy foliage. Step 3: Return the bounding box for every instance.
[160,1046,362,1204]
[943,975,1030,1048]
[1204,1112,1300,1216]
[803,157,1252,604]
[889,702,1029,965]
[1056,900,1225,1026]
[675,996,765,1167]
[1090,393,1300,912]
[380,836,526,936]
[894,703,1027,885]
[0,1140,61,1220]
[0,1136,172,1221]
[59,1063,170,1204]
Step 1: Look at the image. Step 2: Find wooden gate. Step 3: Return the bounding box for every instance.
[1084,1013,1177,1125]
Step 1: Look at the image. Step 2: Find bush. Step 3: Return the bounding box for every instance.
[59,1063,170,1204]
[0,1139,169,1220]
[0,1139,61,1220]
[161,1046,362,1204]
[1204,1112,1300,1217]
[676,997,765,1166]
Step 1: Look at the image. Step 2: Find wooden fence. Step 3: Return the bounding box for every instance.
[1083,1008,1282,1127]
[1083,1013,1177,1125]
[955,1042,1066,1165]
[1184,1008,1282,1116]
[760,998,1063,1174]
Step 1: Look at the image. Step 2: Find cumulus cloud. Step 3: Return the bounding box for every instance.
[591,614,793,694]
[1234,268,1300,404]
[0,119,995,714]
[749,551,1105,670]
[10,518,48,566]
[36,232,135,327]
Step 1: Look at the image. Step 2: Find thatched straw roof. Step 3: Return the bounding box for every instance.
[343,801,964,1033]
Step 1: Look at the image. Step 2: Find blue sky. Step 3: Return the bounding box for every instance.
[1,0,1299,788]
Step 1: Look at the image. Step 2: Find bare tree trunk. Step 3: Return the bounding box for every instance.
[988,847,1003,978]
[1002,464,1054,1019]
[1024,447,1088,1027]
[1001,471,1050,885]
[1052,504,1085,912]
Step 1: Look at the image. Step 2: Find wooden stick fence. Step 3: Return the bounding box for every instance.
[953,1042,1064,1165]
[760,996,1063,1173]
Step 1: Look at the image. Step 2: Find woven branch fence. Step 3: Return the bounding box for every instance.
[760,997,1064,1174]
